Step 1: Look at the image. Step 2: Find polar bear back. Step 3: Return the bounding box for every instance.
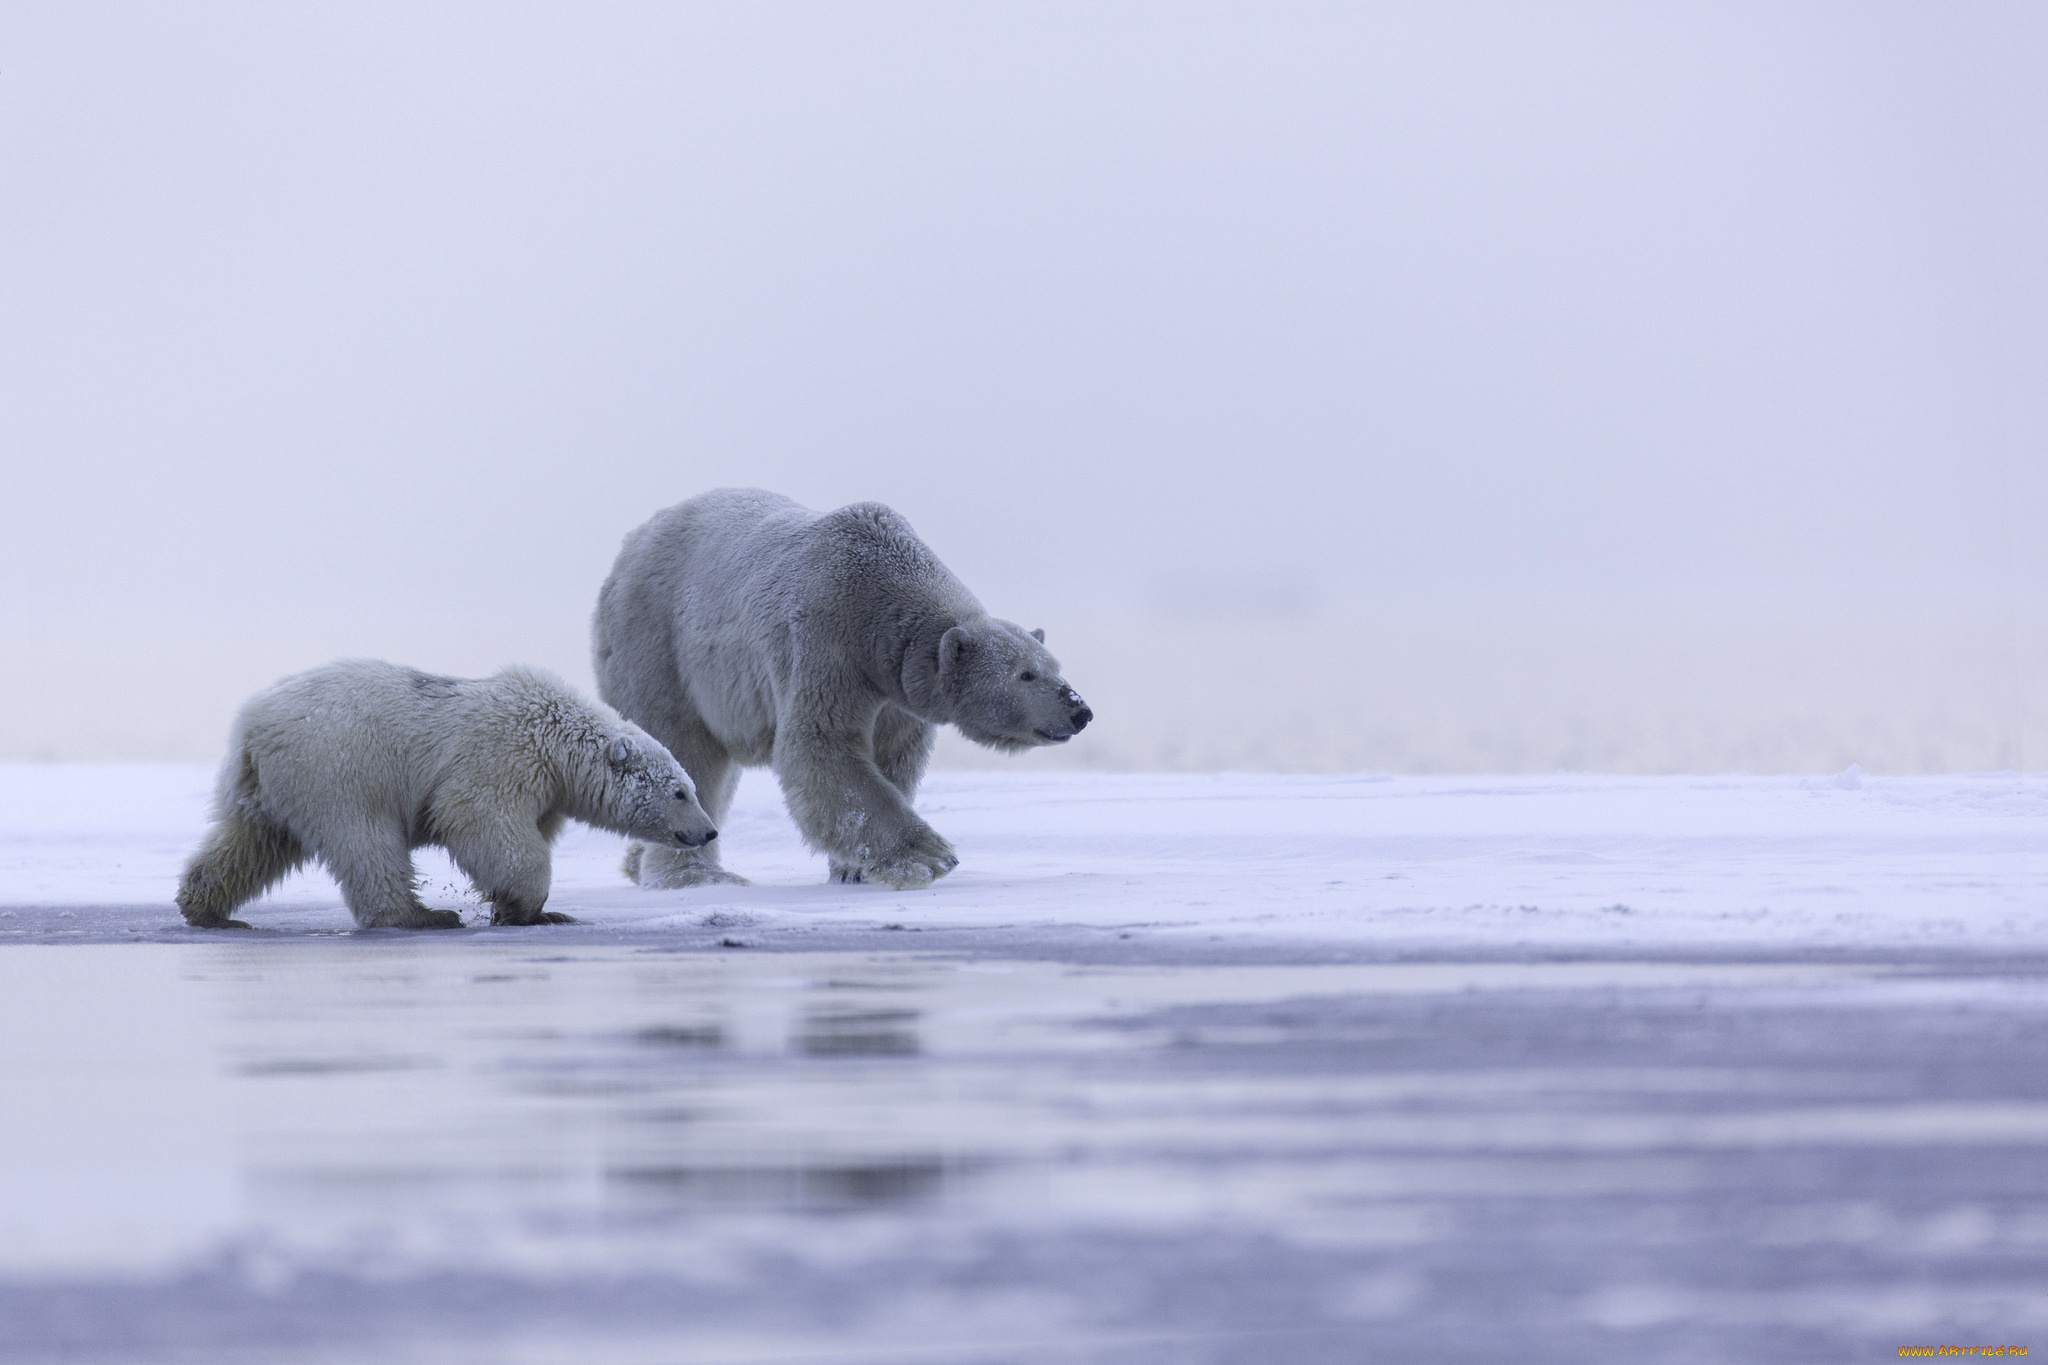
[593,489,981,763]
[229,660,571,837]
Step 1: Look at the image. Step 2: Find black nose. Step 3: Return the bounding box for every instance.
[673,828,719,847]
[1071,706,1093,732]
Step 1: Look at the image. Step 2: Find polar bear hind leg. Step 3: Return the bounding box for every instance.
[177,811,306,929]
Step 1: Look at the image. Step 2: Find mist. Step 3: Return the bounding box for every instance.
[3,3,2041,769]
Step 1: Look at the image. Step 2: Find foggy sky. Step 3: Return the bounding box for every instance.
[3,4,2043,745]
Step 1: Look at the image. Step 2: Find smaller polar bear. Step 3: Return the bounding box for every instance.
[176,660,718,930]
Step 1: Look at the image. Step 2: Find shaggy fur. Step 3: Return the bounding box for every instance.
[592,489,1092,891]
[177,660,718,930]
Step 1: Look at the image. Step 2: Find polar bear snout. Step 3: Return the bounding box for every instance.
[1033,691,1093,743]
[652,773,719,849]
[663,791,718,847]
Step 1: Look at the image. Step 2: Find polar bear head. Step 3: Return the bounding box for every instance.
[937,619,1094,754]
[591,728,721,849]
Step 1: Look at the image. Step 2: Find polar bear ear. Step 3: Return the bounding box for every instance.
[608,735,635,767]
[1030,627,1046,643]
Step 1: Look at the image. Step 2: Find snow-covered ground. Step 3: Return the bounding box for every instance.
[4,763,2044,951]
[3,765,2046,1362]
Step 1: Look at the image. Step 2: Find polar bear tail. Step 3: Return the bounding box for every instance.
[621,841,646,885]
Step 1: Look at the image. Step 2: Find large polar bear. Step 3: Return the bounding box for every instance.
[593,489,1093,890]
[176,660,719,930]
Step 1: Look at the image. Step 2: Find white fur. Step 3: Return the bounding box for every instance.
[592,489,1092,890]
[176,660,717,930]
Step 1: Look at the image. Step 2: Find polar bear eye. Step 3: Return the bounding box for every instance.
[673,788,689,800]
[1019,671,1036,683]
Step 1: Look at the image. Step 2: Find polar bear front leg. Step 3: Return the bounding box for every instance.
[871,705,937,801]
[775,721,958,891]
[328,827,463,930]
[826,711,942,885]
[446,822,576,926]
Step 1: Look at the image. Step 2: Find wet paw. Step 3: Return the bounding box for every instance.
[633,845,751,889]
[850,830,959,890]
[368,906,465,930]
[645,865,751,889]
[864,858,945,890]
[489,902,578,926]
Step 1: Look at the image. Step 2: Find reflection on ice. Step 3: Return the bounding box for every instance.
[798,1006,923,1056]
[5,943,2048,1361]
[631,1024,725,1048]
[607,1158,952,1210]
[237,1055,434,1077]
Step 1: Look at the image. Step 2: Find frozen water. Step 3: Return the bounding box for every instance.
[2,765,2046,1362]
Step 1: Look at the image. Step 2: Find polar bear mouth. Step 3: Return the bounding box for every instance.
[1033,728,1073,743]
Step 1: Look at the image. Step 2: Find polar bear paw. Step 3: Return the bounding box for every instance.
[185,913,254,930]
[624,841,751,889]
[835,831,959,890]
[488,899,579,926]
[363,906,464,931]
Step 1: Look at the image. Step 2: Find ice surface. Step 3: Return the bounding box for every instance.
[3,766,2046,1362]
